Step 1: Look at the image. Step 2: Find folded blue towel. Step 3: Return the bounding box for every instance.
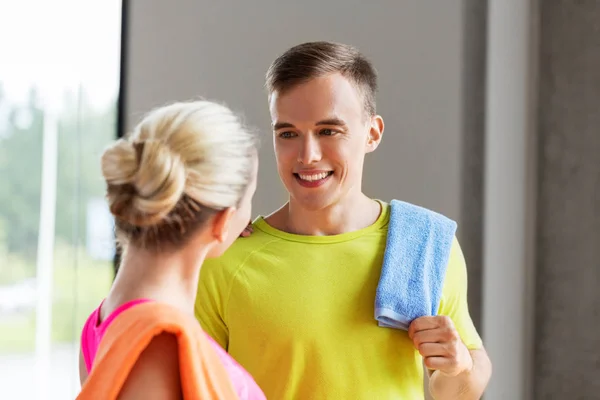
[374,199,457,330]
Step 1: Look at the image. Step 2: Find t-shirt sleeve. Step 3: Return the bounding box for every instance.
[438,237,483,350]
[195,258,230,350]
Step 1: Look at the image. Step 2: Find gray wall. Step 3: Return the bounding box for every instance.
[124,0,468,223]
[460,0,487,331]
[534,1,600,398]
[480,1,600,399]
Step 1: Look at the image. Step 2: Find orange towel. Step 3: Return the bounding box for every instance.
[77,302,238,399]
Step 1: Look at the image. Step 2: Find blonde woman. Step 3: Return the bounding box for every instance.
[77,100,265,400]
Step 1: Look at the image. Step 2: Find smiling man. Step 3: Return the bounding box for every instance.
[196,41,492,399]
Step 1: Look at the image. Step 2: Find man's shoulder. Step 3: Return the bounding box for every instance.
[388,199,455,224]
[439,237,467,295]
[202,224,277,274]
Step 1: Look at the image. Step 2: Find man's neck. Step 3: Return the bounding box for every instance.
[268,193,381,236]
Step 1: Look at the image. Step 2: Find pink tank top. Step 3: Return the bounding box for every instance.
[81,299,265,400]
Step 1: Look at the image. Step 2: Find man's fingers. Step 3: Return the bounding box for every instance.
[408,317,440,339]
[424,355,464,377]
[424,356,453,371]
[416,342,447,358]
[410,316,471,377]
[412,329,444,347]
[239,221,253,237]
[408,316,453,339]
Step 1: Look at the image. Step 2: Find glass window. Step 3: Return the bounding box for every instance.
[0,1,122,398]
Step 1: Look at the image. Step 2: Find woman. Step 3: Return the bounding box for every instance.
[77,100,265,399]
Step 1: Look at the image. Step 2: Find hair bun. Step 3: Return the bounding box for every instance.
[102,139,186,227]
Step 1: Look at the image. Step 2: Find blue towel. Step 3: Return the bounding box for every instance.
[374,199,457,330]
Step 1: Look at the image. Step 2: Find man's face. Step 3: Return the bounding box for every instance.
[269,73,383,211]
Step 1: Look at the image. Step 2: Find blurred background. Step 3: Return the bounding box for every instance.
[0,0,597,399]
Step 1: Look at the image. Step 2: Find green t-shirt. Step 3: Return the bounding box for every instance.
[196,201,482,399]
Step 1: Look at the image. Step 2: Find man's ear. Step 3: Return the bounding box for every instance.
[212,207,236,242]
[366,115,384,153]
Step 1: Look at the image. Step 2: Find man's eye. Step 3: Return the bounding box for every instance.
[320,129,336,136]
[278,131,296,138]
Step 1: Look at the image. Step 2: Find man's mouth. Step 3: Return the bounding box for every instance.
[295,171,333,182]
[293,171,334,188]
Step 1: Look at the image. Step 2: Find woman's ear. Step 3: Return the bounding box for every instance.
[211,207,236,242]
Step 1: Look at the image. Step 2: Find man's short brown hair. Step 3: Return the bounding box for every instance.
[265,41,378,115]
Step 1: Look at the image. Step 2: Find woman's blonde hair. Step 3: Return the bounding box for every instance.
[101,100,257,249]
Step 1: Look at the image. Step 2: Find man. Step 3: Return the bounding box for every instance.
[196,41,492,399]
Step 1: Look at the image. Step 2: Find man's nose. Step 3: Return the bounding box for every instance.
[297,135,321,165]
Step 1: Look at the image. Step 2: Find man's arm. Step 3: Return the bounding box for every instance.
[409,316,491,400]
[428,348,492,400]
[408,237,491,399]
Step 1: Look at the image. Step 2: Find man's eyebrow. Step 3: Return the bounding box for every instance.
[316,118,347,127]
[272,121,295,131]
[272,118,348,131]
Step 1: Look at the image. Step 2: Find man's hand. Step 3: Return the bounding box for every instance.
[408,316,473,377]
[239,220,253,237]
